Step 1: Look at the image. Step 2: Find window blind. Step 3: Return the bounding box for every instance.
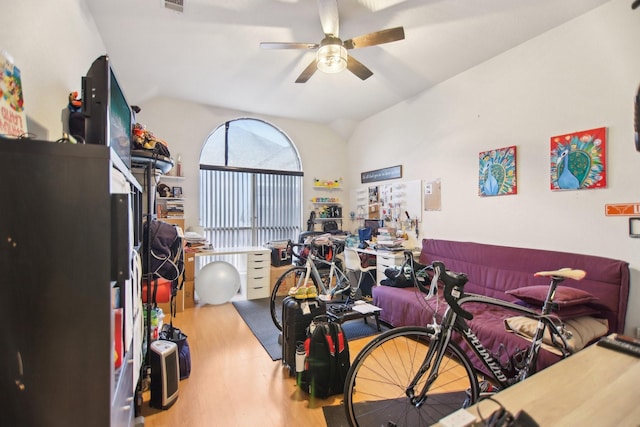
[200,168,302,248]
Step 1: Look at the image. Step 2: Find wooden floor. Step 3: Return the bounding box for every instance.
[139,302,376,427]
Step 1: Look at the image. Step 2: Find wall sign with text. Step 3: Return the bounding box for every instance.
[361,165,402,183]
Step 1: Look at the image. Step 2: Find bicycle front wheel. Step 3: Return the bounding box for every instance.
[269,267,320,331]
[344,326,479,427]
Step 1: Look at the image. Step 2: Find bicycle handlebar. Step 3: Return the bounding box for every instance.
[289,234,345,260]
[403,251,473,321]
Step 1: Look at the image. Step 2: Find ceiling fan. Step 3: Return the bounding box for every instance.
[260,0,405,83]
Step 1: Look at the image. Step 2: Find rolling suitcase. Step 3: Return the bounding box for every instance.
[282,296,326,376]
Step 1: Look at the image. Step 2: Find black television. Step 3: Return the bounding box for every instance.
[82,55,134,172]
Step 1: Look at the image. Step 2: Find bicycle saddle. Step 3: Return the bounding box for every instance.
[534,268,586,281]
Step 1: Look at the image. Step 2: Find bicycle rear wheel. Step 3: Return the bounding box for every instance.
[344,326,479,427]
[269,267,320,331]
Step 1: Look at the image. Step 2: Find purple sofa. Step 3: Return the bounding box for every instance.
[372,239,630,374]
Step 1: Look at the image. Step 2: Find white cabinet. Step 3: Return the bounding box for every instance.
[195,247,271,301]
[375,252,405,286]
[246,250,271,299]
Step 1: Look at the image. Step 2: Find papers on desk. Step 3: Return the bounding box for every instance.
[374,246,405,252]
[352,302,381,314]
[376,239,405,247]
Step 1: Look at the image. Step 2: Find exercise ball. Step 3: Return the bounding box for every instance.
[196,261,241,305]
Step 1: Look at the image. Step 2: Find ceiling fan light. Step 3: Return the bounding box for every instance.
[316,44,347,73]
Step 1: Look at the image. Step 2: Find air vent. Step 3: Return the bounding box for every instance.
[165,0,183,13]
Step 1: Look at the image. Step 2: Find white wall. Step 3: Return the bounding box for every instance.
[137,96,347,229]
[0,0,106,136]
[1,0,348,233]
[347,0,640,335]
[4,0,638,335]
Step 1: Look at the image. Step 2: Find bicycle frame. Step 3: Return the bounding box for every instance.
[294,242,349,296]
[410,290,571,404]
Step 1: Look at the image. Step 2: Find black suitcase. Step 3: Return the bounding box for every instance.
[282,296,326,376]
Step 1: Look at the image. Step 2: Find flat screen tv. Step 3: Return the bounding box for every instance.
[82,55,133,171]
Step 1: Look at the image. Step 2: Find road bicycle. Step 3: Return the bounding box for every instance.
[343,250,584,426]
[269,234,352,331]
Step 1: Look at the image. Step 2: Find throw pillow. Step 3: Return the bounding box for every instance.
[506,285,597,307]
[504,315,609,354]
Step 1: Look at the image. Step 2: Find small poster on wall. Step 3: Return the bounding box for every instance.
[424,179,441,211]
[0,50,28,137]
[368,186,380,219]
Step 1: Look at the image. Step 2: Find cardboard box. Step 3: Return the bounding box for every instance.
[156,287,184,315]
[183,280,195,309]
[270,265,294,293]
[184,254,196,281]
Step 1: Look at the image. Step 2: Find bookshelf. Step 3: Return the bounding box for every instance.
[157,177,185,230]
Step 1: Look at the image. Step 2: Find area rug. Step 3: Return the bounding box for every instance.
[232,297,385,361]
[322,393,467,427]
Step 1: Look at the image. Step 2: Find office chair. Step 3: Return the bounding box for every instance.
[343,248,376,298]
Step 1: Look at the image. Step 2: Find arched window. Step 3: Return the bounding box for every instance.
[200,118,303,248]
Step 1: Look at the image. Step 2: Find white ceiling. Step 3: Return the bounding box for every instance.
[84,0,610,129]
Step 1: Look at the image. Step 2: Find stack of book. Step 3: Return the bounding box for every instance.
[184,231,211,251]
[165,199,184,218]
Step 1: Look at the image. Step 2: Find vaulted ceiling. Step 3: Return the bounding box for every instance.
[85,0,610,130]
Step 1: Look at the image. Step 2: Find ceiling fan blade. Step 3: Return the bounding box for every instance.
[343,26,405,50]
[318,0,339,36]
[295,59,318,83]
[347,56,373,81]
[260,42,319,50]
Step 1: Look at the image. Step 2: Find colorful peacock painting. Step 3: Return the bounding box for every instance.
[550,127,606,191]
[478,146,517,196]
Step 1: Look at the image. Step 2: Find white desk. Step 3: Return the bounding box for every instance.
[195,247,271,300]
[434,338,640,426]
[355,246,420,286]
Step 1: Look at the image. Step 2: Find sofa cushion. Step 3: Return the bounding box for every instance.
[506,285,597,307]
[545,304,603,320]
[504,315,609,353]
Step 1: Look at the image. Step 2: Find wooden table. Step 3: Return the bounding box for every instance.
[435,338,640,426]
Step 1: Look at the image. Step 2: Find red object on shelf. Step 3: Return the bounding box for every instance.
[114,308,123,369]
[142,277,172,304]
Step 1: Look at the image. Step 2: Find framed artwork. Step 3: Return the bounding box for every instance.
[172,186,183,197]
[550,127,606,191]
[478,146,517,196]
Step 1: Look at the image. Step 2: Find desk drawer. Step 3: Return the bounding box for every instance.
[248,251,270,264]
[247,251,270,300]
[377,254,402,268]
[376,254,403,286]
[247,275,270,299]
[248,266,269,282]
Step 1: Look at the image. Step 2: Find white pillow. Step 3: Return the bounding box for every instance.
[504,315,608,355]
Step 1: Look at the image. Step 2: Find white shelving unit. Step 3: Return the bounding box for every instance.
[311,178,343,230]
[157,176,185,228]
